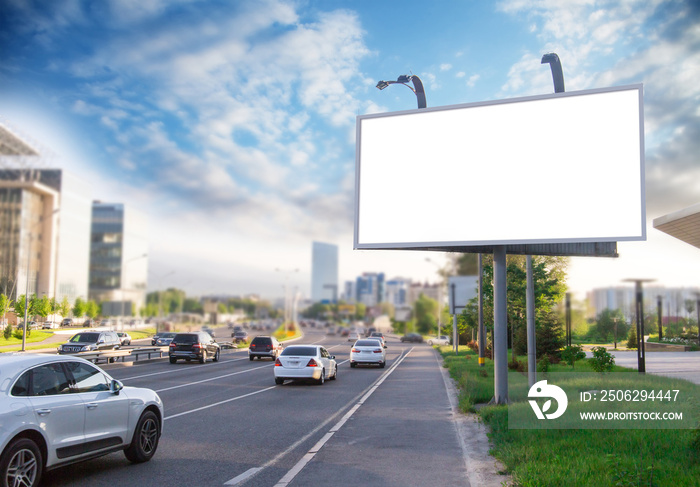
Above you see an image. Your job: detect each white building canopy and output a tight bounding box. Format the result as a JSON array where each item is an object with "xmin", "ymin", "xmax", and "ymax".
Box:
[{"xmin": 653, "ymin": 203, "xmax": 700, "ymax": 250}]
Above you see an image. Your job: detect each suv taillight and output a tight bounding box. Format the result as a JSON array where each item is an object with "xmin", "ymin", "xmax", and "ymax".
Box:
[
  {"xmin": 275, "ymin": 358, "xmax": 282, "ymax": 366},
  {"xmin": 306, "ymin": 358, "xmax": 318, "ymax": 367},
  {"xmin": 193, "ymin": 343, "xmax": 202, "ymax": 349}
]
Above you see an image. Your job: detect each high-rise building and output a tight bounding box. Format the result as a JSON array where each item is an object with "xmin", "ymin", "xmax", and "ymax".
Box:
[
  {"xmin": 356, "ymin": 272, "xmax": 385, "ymax": 307},
  {"xmin": 0, "ymin": 168, "xmax": 91, "ymax": 305},
  {"xmin": 385, "ymin": 277, "xmax": 410, "ymax": 307},
  {"xmin": 89, "ymin": 202, "xmax": 148, "ymax": 316},
  {"xmin": 311, "ymin": 241, "xmax": 338, "ymax": 303}
]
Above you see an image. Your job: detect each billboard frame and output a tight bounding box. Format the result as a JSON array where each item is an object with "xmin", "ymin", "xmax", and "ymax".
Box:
[{"xmin": 354, "ymin": 84, "xmax": 645, "ymax": 256}]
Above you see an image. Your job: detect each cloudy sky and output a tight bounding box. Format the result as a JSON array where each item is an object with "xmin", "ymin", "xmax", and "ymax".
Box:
[{"xmin": 1, "ymin": 0, "xmax": 699, "ymax": 300}]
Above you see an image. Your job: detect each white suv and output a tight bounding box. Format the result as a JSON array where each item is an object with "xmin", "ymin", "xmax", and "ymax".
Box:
[{"xmin": 0, "ymin": 354, "xmax": 164, "ymax": 486}]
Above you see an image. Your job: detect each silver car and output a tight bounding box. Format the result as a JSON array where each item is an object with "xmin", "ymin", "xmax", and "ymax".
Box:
[
  {"xmin": 0, "ymin": 354, "xmax": 164, "ymax": 487},
  {"xmin": 274, "ymin": 345, "xmax": 338, "ymax": 385}
]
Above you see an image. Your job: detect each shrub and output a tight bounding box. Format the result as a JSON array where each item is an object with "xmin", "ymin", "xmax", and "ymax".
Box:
[
  {"xmin": 537, "ymin": 354, "xmax": 551, "ymax": 373},
  {"xmin": 561, "ymin": 345, "xmax": 586, "ymax": 369},
  {"xmin": 589, "ymin": 346, "xmax": 615, "ymax": 373},
  {"xmin": 13, "ymin": 328, "xmax": 24, "ymax": 340},
  {"xmin": 627, "ymin": 325, "xmax": 638, "ymax": 349},
  {"xmin": 466, "ymin": 340, "xmax": 479, "ymax": 352},
  {"xmin": 508, "ymin": 359, "xmax": 525, "ymax": 372},
  {"xmin": 3, "ymin": 323, "xmax": 12, "ymax": 340}
]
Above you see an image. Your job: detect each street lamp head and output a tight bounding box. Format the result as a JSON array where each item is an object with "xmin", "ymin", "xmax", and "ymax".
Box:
[
  {"xmin": 396, "ymin": 74, "xmax": 412, "ymax": 84},
  {"xmin": 376, "ymin": 80, "xmax": 389, "ymax": 90},
  {"xmin": 541, "ymin": 52, "xmax": 560, "ymax": 65}
]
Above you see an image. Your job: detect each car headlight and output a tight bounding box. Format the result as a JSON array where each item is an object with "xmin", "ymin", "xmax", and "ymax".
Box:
[{"xmin": 81, "ymin": 345, "xmax": 96, "ymax": 351}]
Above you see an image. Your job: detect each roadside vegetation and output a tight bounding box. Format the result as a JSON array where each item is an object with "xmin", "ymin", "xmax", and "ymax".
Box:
[{"xmin": 439, "ymin": 346, "xmax": 700, "ymax": 486}]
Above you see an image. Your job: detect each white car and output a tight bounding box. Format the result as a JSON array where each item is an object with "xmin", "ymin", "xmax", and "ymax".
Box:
[
  {"xmin": 350, "ymin": 338, "xmax": 387, "ymax": 368},
  {"xmin": 274, "ymin": 345, "xmax": 338, "ymax": 385},
  {"xmin": 428, "ymin": 335, "xmax": 450, "ymax": 346},
  {"xmin": 347, "ymin": 332, "xmax": 361, "ymax": 342},
  {"xmin": 0, "ymin": 354, "xmax": 164, "ymax": 486}
]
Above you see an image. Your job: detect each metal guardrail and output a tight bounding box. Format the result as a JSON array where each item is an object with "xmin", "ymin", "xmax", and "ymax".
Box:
[{"xmin": 62, "ymin": 343, "xmax": 238, "ymax": 363}]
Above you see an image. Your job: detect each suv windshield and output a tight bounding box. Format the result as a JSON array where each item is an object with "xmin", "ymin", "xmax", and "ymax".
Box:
[
  {"xmin": 251, "ymin": 337, "xmax": 272, "ymax": 346},
  {"xmin": 70, "ymin": 333, "xmax": 99, "ymax": 343},
  {"xmin": 281, "ymin": 346, "xmax": 316, "ymax": 356}
]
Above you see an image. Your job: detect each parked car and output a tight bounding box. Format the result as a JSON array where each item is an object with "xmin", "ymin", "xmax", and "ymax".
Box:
[
  {"xmin": 369, "ymin": 332, "xmax": 388, "ymax": 348},
  {"xmin": 231, "ymin": 330, "xmax": 249, "ymax": 343},
  {"xmin": 42, "ymin": 321, "xmax": 59, "ymax": 330},
  {"xmin": 274, "ymin": 345, "xmax": 337, "ymax": 385},
  {"xmin": 350, "ymin": 339, "xmax": 387, "ymax": 368},
  {"xmin": 117, "ymin": 332, "xmax": 132, "ymax": 346},
  {"xmin": 168, "ymin": 332, "xmax": 220, "ymax": 364},
  {"xmin": 0, "ymin": 353, "xmax": 163, "ymax": 487},
  {"xmin": 154, "ymin": 332, "xmax": 178, "ymax": 347},
  {"xmin": 249, "ymin": 336, "xmax": 283, "ymax": 361},
  {"xmin": 428, "ymin": 335, "xmax": 450, "ymax": 346},
  {"xmin": 61, "ymin": 318, "xmax": 73, "ymax": 327},
  {"xmin": 400, "ymin": 333, "xmax": 424, "ymax": 343},
  {"xmin": 57, "ymin": 331, "xmax": 121, "ymax": 355},
  {"xmin": 83, "ymin": 319, "xmax": 94, "ymax": 326}
]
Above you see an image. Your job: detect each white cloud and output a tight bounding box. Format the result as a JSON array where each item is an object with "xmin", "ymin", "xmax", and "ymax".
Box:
[{"xmin": 440, "ymin": 63, "xmax": 452, "ymax": 71}]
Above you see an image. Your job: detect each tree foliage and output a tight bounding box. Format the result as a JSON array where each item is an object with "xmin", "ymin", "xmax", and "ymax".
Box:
[
  {"xmin": 73, "ymin": 297, "xmax": 87, "ymax": 319},
  {"xmin": 414, "ymin": 293, "xmax": 437, "ymax": 335}
]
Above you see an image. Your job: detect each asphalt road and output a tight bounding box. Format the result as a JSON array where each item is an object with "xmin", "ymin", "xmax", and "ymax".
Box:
[{"xmin": 39, "ymin": 328, "xmax": 472, "ymax": 487}]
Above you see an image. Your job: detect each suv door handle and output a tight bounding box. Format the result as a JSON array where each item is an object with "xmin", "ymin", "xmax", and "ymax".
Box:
[
  {"xmin": 86, "ymin": 403, "xmax": 98, "ymax": 410},
  {"xmin": 36, "ymin": 408, "xmax": 51, "ymax": 416}
]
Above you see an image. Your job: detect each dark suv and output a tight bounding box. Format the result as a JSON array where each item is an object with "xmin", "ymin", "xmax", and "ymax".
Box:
[
  {"xmin": 249, "ymin": 336, "xmax": 283, "ymax": 361},
  {"xmin": 169, "ymin": 332, "xmax": 220, "ymax": 364},
  {"xmin": 58, "ymin": 331, "xmax": 121, "ymax": 354}
]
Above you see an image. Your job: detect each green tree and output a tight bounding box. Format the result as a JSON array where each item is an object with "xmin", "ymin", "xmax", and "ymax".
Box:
[
  {"xmin": 626, "ymin": 325, "xmax": 638, "ymax": 349},
  {"xmin": 0, "ymin": 293, "xmax": 10, "ymax": 325},
  {"xmin": 3, "ymin": 323, "xmax": 12, "ymax": 340},
  {"xmin": 589, "ymin": 309, "xmax": 628, "ymax": 343},
  {"xmin": 183, "ymin": 298, "xmax": 203, "ymax": 314},
  {"xmin": 86, "ymin": 300, "xmax": 99, "ymax": 319},
  {"xmin": 589, "ymin": 346, "xmax": 615, "ymax": 373},
  {"xmin": 355, "ymin": 302, "xmax": 366, "ymax": 320},
  {"xmin": 59, "ymin": 296, "xmax": 71, "ymax": 318},
  {"xmin": 217, "ymin": 302, "xmax": 227, "ymax": 314},
  {"xmin": 414, "ymin": 293, "xmax": 437, "ymax": 335},
  {"xmin": 35, "ymin": 295, "xmax": 52, "ymax": 319},
  {"xmin": 14, "ymin": 295, "xmax": 27, "ymax": 321},
  {"xmin": 73, "ymin": 297, "xmax": 87, "ymax": 321}
]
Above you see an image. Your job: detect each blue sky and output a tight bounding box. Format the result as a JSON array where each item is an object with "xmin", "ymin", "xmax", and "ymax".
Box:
[{"xmin": 1, "ymin": 0, "xmax": 699, "ymax": 299}]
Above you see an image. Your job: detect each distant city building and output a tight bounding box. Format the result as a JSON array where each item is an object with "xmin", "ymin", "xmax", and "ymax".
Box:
[
  {"xmin": 343, "ymin": 280, "xmax": 356, "ymax": 303},
  {"xmin": 311, "ymin": 241, "xmax": 338, "ymax": 303},
  {"xmin": 385, "ymin": 277, "xmax": 411, "ymax": 307},
  {"xmin": 408, "ymin": 281, "xmax": 441, "ymax": 305},
  {"xmin": 356, "ymin": 272, "xmax": 385, "ymax": 307},
  {"xmin": 587, "ymin": 286, "xmax": 700, "ymax": 322},
  {"xmin": 0, "ymin": 167, "xmax": 91, "ymax": 305},
  {"xmin": 89, "ymin": 202, "xmax": 148, "ymax": 315}
]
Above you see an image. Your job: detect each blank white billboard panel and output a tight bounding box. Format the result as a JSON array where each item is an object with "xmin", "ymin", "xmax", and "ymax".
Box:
[{"xmin": 355, "ymin": 85, "xmax": 645, "ymax": 250}]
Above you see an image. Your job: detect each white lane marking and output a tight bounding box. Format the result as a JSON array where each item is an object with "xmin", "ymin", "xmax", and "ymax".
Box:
[
  {"xmin": 120, "ymin": 355, "xmax": 250, "ymax": 381},
  {"xmin": 164, "ymin": 386, "xmax": 276, "ymax": 420},
  {"xmin": 155, "ymin": 364, "xmax": 274, "ymax": 392},
  {"xmin": 222, "ymin": 348, "xmax": 411, "ymax": 486},
  {"xmin": 272, "ymin": 347, "xmax": 414, "ymax": 487},
  {"xmin": 224, "ymin": 468, "xmax": 263, "ymax": 486}
]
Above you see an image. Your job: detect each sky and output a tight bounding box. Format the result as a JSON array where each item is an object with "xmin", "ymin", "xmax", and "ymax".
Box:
[{"xmin": 1, "ymin": 0, "xmax": 699, "ymax": 301}]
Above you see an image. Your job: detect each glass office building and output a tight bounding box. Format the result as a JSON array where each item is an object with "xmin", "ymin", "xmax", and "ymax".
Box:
[
  {"xmin": 89, "ymin": 202, "xmax": 148, "ymax": 315},
  {"xmin": 311, "ymin": 241, "xmax": 338, "ymax": 303}
]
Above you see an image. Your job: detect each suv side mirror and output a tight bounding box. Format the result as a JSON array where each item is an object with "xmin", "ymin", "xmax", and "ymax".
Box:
[{"xmin": 110, "ymin": 379, "xmax": 124, "ymax": 395}]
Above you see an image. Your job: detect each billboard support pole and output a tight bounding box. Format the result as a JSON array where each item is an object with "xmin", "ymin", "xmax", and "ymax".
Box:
[
  {"xmin": 478, "ymin": 254, "xmax": 485, "ymax": 367},
  {"xmin": 451, "ymin": 283, "xmax": 458, "ymax": 355},
  {"xmin": 526, "ymin": 255, "xmax": 536, "ymax": 387},
  {"xmin": 493, "ymin": 246, "xmax": 508, "ymax": 404}
]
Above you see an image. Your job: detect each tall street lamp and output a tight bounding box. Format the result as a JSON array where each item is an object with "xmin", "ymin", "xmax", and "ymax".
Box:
[
  {"xmin": 276, "ymin": 268, "xmax": 299, "ymax": 332},
  {"xmin": 425, "ymin": 257, "xmax": 444, "ymax": 340},
  {"xmin": 376, "ymin": 74, "xmax": 427, "ymax": 109},
  {"xmin": 21, "ymin": 207, "xmax": 60, "ymax": 352},
  {"xmin": 121, "ymin": 253, "xmax": 148, "ymax": 331},
  {"xmin": 623, "ymin": 278, "xmax": 655, "ymax": 374}
]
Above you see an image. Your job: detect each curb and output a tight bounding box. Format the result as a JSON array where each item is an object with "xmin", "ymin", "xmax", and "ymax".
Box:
[{"xmin": 435, "ymin": 349, "xmax": 512, "ymax": 487}]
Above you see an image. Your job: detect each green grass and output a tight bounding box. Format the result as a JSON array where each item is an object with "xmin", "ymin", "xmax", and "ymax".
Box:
[
  {"xmin": 0, "ymin": 330, "xmax": 54, "ymax": 348},
  {"xmin": 439, "ymin": 347, "xmax": 700, "ymax": 487}
]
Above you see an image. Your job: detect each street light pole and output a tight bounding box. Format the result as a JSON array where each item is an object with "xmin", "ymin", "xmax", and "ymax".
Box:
[
  {"xmin": 376, "ymin": 74, "xmax": 427, "ymax": 109},
  {"xmin": 623, "ymin": 278, "xmax": 655, "ymax": 374},
  {"xmin": 276, "ymin": 268, "xmax": 299, "ymax": 333}
]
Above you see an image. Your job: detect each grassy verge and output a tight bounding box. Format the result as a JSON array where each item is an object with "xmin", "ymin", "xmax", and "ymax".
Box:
[
  {"xmin": 273, "ymin": 323, "xmax": 302, "ymax": 342},
  {"xmin": 0, "ymin": 330, "xmax": 54, "ymax": 348},
  {"xmin": 439, "ymin": 347, "xmax": 700, "ymax": 487}
]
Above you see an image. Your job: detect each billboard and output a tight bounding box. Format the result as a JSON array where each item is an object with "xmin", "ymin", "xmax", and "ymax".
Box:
[
  {"xmin": 448, "ymin": 276, "xmax": 478, "ymax": 315},
  {"xmin": 355, "ymin": 85, "xmax": 645, "ymax": 251}
]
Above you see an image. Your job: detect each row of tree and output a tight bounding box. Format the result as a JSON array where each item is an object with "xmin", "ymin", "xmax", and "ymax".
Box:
[{"xmin": 0, "ymin": 293, "xmax": 101, "ymax": 325}]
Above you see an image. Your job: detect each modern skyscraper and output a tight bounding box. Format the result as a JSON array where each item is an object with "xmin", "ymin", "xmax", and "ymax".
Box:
[
  {"xmin": 89, "ymin": 202, "xmax": 148, "ymax": 316},
  {"xmin": 0, "ymin": 168, "xmax": 91, "ymax": 305},
  {"xmin": 311, "ymin": 241, "xmax": 338, "ymax": 303}
]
